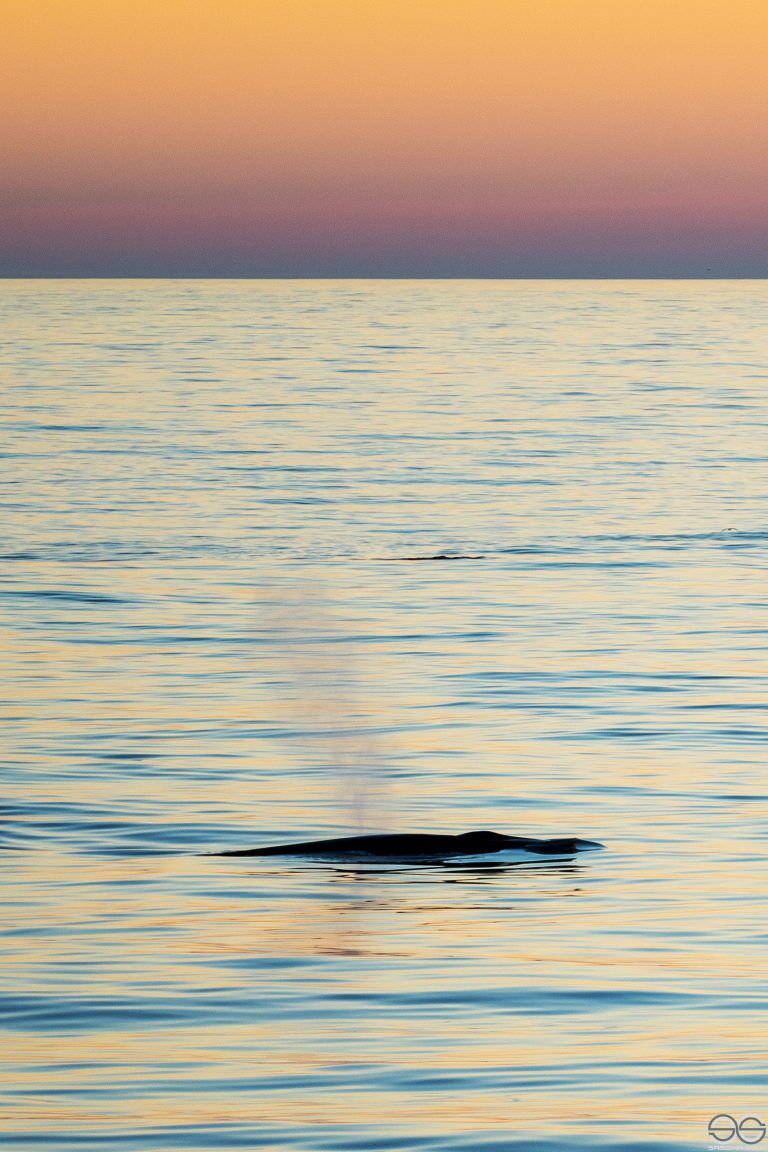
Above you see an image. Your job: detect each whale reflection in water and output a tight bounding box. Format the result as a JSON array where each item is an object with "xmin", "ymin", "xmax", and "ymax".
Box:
[{"xmin": 213, "ymin": 829, "xmax": 603, "ymax": 860}]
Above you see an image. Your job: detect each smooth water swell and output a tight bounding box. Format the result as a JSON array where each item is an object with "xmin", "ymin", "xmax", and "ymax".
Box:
[{"xmin": 2, "ymin": 280, "xmax": 768, "ymax": 1151}]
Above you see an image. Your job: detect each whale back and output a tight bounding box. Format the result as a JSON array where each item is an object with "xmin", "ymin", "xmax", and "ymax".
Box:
[
  {"xmin": 213, "ymin": 829, "xmax": 602, "ymax": 858},
  {"xmin": 458, "ymin": 830, "xmax": 517, "ymax": 850}
]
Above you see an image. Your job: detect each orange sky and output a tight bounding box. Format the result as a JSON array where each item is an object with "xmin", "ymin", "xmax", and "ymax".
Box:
[{"xmin": 2, "ymin": 0, "xmax": 768, "ymax": 274}]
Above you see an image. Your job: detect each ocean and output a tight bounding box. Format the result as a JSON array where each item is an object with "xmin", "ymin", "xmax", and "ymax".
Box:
[{"xmin": 2, "ymin": 278, "xmax": 768, "ymax": 1151}]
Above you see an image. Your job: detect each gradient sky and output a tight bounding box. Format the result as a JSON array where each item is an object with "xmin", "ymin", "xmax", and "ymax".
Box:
[{"xmin": 2, "ymin": 0, "xmax": 768, "ymax": 276}]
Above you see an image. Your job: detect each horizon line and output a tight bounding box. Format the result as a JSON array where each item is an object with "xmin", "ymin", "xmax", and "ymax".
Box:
[{"xmin": 3, "ymin": 273, "xmax": 768, "ymax": 282}]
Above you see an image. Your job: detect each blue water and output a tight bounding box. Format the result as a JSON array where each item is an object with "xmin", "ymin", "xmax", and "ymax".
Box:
[{"xmin": 2, "ymin": 279, "xmax": 768, "ymax": 1151}]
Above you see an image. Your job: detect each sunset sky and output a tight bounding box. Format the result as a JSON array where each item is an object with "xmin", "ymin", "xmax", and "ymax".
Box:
[{"xmin": 2, "ymin": 0, "xmax": 767, "ymax": 276}]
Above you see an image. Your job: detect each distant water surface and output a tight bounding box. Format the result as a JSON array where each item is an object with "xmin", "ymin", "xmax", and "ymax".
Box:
[{"xmin": 2, "ymin": 279, "xmax": 768, "ymax": 1151}]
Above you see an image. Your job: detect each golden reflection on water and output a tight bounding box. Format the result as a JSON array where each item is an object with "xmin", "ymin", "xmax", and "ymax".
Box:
[
  {"xmin": 4, "ymin": 280, "xmax": 768, "ymax": 1149},
  {"xmin": 6, "ymin": 849, "xmax": 765, "ymax": 1149}
]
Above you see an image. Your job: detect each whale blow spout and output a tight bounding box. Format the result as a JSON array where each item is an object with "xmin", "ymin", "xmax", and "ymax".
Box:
[{"xmin": 212, "ymin": 829, "xmax": 603, "ymax": 859}]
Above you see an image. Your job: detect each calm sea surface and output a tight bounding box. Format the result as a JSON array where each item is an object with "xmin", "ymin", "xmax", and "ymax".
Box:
[{"xmin": 2, "ymin": 279, "xmax": 768, "ymax": 1152}]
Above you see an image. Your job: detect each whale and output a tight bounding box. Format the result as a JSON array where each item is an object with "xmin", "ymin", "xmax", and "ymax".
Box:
[{"xmin": 213, "ymin": 830, "xmax": 602, "ymax": 859}]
